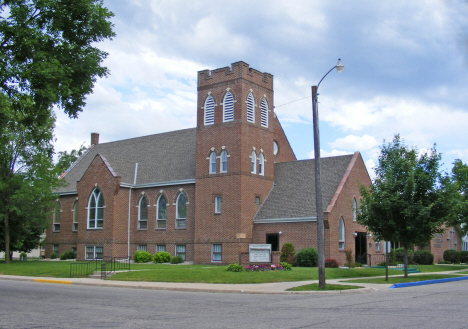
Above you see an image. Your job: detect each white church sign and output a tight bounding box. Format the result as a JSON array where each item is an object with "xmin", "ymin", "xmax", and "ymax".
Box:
[{"xmin": 249, "ymin": 244, "xmax": 271, "ymax": 263}]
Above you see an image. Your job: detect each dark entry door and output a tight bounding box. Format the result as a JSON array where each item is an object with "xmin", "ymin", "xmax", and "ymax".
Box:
[
  {"xmin": 355, "ymin": 232, "xmax": 367, "ymax": 264},
  {"xmin": 266, "ymin": 234, "xmax": 279, "ymax": 252}
]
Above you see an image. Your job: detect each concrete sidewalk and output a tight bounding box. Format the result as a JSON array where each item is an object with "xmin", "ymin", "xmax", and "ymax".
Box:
[{"xmin": 0, "ymin": 269, "xmax": 466, "ymax": 294}]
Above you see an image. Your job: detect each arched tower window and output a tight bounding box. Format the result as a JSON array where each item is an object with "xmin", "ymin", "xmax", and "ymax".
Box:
[
  {"xmin": 72, "ymin": 200, "xmax": 79, "ymax": 231},
  {"xmin": 176, "ymin": 192, "xmax": 187, "ymax": 229},
  {"xmin": 209, "ymin": 151, "xmax": 217, "ymax": 174},
  {"xmin": 261, "ymin": 98, "xmax": 268, "ymax": 127},
  {"xmin": 53, "ymin": 202, "xmax": 61, "ymax": 232},
  {"xmin": 220, "ymin": 150, "xmax": 228, "ymax": 173},
  {"xmin": 156, "ymin": 194, "xmax": 167, "ymax": 229},
  {"xmin": 88, "ymin": 188, "xmax": 104, "ymax": 229},
  {"xmin": 138, "ymin": 195, "xmax": 148, "ymax": 229},
  {"xmin": 259, "ymin": 153, "xmax": 265, "ymax": 176},
  {"xmin": 247, "ymin": 92, "xmax": 255, "ymax": 123},
  {"xmin": 204, "ymin": 95, "xmax": 215, "ymax": 125},
  {"xmin": 339, "ymin": 217, "xmax": 345, "ymax": 250},
  {"xmin": 353, "ymin": 198, "xmax": 357, "ymax": 221},
  {"xmin": 223, "ymin": 91, "xmax": 234, "ymax": 122},
  {"xmin": 251, "ymin": 151, "xmax": 257, "ymax": 174}
]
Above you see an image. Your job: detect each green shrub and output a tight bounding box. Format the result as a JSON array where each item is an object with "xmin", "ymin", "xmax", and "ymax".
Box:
[
  {"xmin": 280, "ymin": 243, "xmax": 295, "ymax": 265},
  {"xmin": 295, "ymin": 248, "xmax": 318, "ymax": 267},
  {"xmin": 438, "ymin": 260, "xmax": 451, "ymax": 264},
  {"xmin": 460, "ymin": 251, "xmax": 468, "ymax": 263},
  {"xmin": 394, "ymin": 248, "xmax": 413, "ymax": 263},
  {"xmin": 60, "ymin": 250, "xmax": 76, "ymax": 260},
  {"xmin": 153, "ymin": 251, "xmax": 171, "ymax": 263},
  {"xmin": 50, "ymin": 252, "xmax": 58, "ymax": 259},
  {"xmin": 444, "ymin": 249, "xmax": 460, "ymax": 264},
  {"xmin": 170, "ymin": 255, "xmax": 184, "ymax": 264},
  {"xmin": 325, "ymin": 258, "xmax": 339, "ymax": 268},
  {"xmin": 354, "ymin": 262, "xmax": 362, "ymax": 268},
  {"xmin": 225, "ymin": 263, "xmax": 245, "ymax": 272},
  {"xmin": 413, "ymin": 250, "xmax": 433, "ymax": 265},
  {"xmin": 133, "ymin": 251, "xmax": 152, "ymax": 263},
  {"xmin": 280, "ymin": 261, "xmax": 292, "ymax": 270}
]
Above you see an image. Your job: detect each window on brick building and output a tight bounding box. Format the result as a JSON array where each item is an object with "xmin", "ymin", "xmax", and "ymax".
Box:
[
  {"xmin": 156, "ymin": 194, "xmax": 167, "ymax": 229},
  {"xmin": 204, "ymin": 95, "xmax": 215, "ymax": 125},
  {"xmin": 352, "ymin": 198, "xmax": 357, "ymax": 221},
  {"xmin": 339, "ymin": 217, "xmax": 345, "ymax": 250},
  {"xmin": 156, "ymin": 245, "xmax": 166, "ymax": 252},
  {"xmin": 138, "ymin": 195, "xmax": 148, "ymax": 229},
  {"xmin": 223, "ymin": 91, "xmax": 234, "ymax": 122},
  {"xmin": 212, "ymin": 244, "xmax": 222, "ymax": 262},
  {"xmin": 176, "ymin": 192, "xmax": 187, "ymax": 229},
  {"xmin": 261, "ymin": 98, "xmax": 268, "ymax": 128},
  {"xmin": 375, "ymin": 241, "xmax": 381, "ymax": 251},
  {"xmin": 259, "ymin": 153, "xmax": 265, "ymax": 176},
  {"xmin": 220, "ymin": 150, "xmax": 227, "ymax": 173},
  {"xmin": 72, "ymin": 200, "xmax": 78, "ymax": 231},
  {"xmin": 255, "ymin": 196, "xmax": 261, "ymax": 207},
  {"xmin": 88, "ymin": 188, "xmax": 104, "ymax": 229},
  {"xmin": 137, "ymin": 245, "xmax": 147, "ymax": 252},
  {"xmin": 86, "ymin": 245, "xmax": 103, "ymax": 260},
  {"xmin": 247, "ymin": 92, "xmax": 255, "ymax": 123},
  {"xmin": 53, "ymin": 202, "xmax": 61, "ymax": 232},
  {"xmin": 215, "ymin": 196, "xmax": 222, "ymax": 214},
  {"xmin": 53, "ymin": 244, "xmax": 59, "ymax": 253},
  {"xmin": 72, "ymin": 247, "xmax": 77, "ymax": 257},
  {"xmin": 209, "ymin": 151, "xmax": 217, "ymax": 174},
  {"xmin": 273, "ymin": 141, "xmax": 278, "ymax": 156},
  {"xmin": 251, "ymin": 151, "xmax": 257, "ymax": 174},
  {"xmin": 176, "ymin": 245, "xmax": 186, "ymax": 261}
]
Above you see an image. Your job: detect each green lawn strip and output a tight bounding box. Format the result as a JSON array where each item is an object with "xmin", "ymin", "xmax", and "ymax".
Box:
[
  {"xmin": 286, "ymin": 283, "xmax": 363, "ymax": 291},
  {"xmin": 418, "ymin": 265, "xmax": 468, "ymax": 273},
  {"xmin": 343, "ymin": 274, "xmax": 463, "ymax": 284},
  {"xmin": 0, "ymin": 260, "xmax": 72, "ymax": 278}
]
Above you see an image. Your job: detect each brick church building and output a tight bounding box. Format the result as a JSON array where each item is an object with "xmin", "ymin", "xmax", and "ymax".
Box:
[{"xmin": 45, "ymin": 62, "xmax": 461, "ymax": 265}]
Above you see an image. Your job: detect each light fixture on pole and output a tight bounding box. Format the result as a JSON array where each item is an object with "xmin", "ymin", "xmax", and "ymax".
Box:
[{"xmin": 312, "ymin": 58, "xmax": 344, "ymax": 288}]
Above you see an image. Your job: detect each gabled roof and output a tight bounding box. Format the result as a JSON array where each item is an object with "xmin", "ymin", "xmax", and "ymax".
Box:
[
  {"xmin": 57, "ymin": 128, "xmax": 196, "ymax": 194},
  {"xmin": 254, "ymin": 154, "xmax": 355, "ymax": 222}
]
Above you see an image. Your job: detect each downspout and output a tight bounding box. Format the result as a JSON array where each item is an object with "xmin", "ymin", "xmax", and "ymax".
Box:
[{"xmin": 128, "ymin": 163, "xmax": 138, "ymax": 259}]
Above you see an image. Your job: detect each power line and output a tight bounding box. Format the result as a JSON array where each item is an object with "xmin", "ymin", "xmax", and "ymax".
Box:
[{"xmin": 274, "ymin": 95, "xmax": 311, "ymax": 109}]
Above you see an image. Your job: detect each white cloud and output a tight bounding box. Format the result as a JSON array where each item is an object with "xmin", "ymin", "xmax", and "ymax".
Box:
[
  {"xmin": 330, "ymin": 135, "xmax": 379, "ymax": 151},
  {"xmin": 308, "ymin": 149, "xmax": 351, "ymax": 159}
]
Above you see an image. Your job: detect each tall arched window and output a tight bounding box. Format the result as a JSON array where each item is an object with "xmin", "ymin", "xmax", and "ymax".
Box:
[
  {"xmin": 53, "ymin": 202, "xmax": 61, "ymax": 232},
  {"xmin": 176, "ymin": 192, "xmax": 187, "ymax": 229},
  {"xmin": 260, "ymin": 98, "xmax": 268, "ymax": 127},
  {"xmin": 72, "ymin": 200, "xmax": 79, "ymax": 231},
  {"xmin": 209, "ymin": 151, "xmax": 217, "ymax": 174},
  {"xmin": 339, "ymin": 217, "xmax": 345, "ymax": 249},
  {"xmin": 259, "ymin": 153, "xmax": 265, "ymax": 176},
  {"xmin": 88, "ymin": 188, "xmax": 104, "ymax": 229},
  {"xmin": 156, "ymin": 194, "xmax": 167, "ymax": 229},
  {"xmin": 220, "ymin": 150, "xmax": 227, "ymax": 173},
  {"xmin": 223, "ymin": 91, "xmax": 234, "ymax": 122},
  {"xmin": 246, "ymin": 92, "xmax": 255, "ymax": 123},
  {"xmin": 138, "ymin": 196, "xmax": 148, "ymax": 229},
  {"xmin": 251, "ymin": 151, "xmax": 257, "ymax": 174},
  {"xmin": 352, "ymin": 198, "xmax": 357, "ymax": 221},
  {"xmin": 204, "ymin": 95, "xmax": 215, "ymax": 125}
]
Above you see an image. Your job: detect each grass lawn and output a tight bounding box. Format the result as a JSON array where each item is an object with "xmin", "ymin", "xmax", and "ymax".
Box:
[
  {"xmin": 344, "ymin": 274, "xmax": 464, "ymax": 284},
  {"xmin": 0, "ymin": 260, "xmax": 466, "ymax": 284},
  {"xmin": 286, "ymin": 283, "xmax": 363, "ymax": 291}
]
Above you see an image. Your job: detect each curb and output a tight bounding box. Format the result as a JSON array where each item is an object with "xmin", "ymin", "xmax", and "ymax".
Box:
[
  {"xmin": 33, "ymin": 279, "xmax": 72, "ymax": 285},
  {"xmin": 390, "ymin": 276, "xmax": 468, "ymax": 289}
]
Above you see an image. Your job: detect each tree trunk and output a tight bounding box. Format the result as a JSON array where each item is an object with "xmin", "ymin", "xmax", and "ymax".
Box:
[
  {"xmin": 4, "ymin": 212, "xmax": 10, "ymax": 264},
  {"xmin": 403, "ymin": 246, "xmax": 408, "ymax": 278}
]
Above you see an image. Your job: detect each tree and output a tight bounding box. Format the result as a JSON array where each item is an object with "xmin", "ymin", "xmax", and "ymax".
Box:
[
  {"xmin": 0, "ymin": 97, "xmax": 61, "ymax": 262},
  {"xmin": 0, "ymin": 0, "xmax": 114, "ymax": 262},
  {"xmin": 55, "ymin": 144, "xmax": 87, "ymax": 176},
  {"xmin": 446, "ymin": 159, "xmax": 468, "ymax": 235},
  {"xmin": 357, "ymin": 135, "xmax": 449, "ymax": 277}
]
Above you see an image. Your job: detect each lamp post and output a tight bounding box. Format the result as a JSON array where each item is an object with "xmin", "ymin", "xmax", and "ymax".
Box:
[{"xmin": 312, "ymin": 59, "xmax": 344, "ymax": 288}]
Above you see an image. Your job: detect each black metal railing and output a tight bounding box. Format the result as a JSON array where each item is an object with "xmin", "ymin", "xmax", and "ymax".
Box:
[
  {"xmin": 101, "ymin": 257, "xmax": 130, "ymax": 280},
  {"xmin": 368, "ymin": 253, "xmax": 420, "ymax": 271},
  {"xmin": 70, "ymin": 257, "xmax": 111, "ymax": 278}
]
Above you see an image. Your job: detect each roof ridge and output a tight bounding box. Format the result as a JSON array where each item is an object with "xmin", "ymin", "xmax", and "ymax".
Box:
[{"xmin": 325, "ymin": 152, "xmax": 359, "ymax": 214}]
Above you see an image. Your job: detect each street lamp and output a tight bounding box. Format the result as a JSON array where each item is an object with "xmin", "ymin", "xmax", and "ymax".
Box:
[{"xmin": 312, "ymin": 58, "xmax": 344, "ymax": 288}]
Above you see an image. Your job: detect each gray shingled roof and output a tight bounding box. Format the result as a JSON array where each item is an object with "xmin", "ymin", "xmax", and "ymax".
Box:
[
  {"xmin": 254, "ymin": 154, "xmax": 354, "ymax": 221},
  {"xmin": 57, "ymin": 128, "xmax": 196, "ymax": 194}
]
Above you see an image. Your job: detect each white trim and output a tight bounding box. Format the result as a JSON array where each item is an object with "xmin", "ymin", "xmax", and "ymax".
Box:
[{"xmin": 254, "ymin": 217, "xmax": 317, "ymax": 223}]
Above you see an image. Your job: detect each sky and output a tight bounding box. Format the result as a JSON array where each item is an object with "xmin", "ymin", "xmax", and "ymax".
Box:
[{"xmin": 53, "ymin": 0, "xmax": 468, "ymax": 178}]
